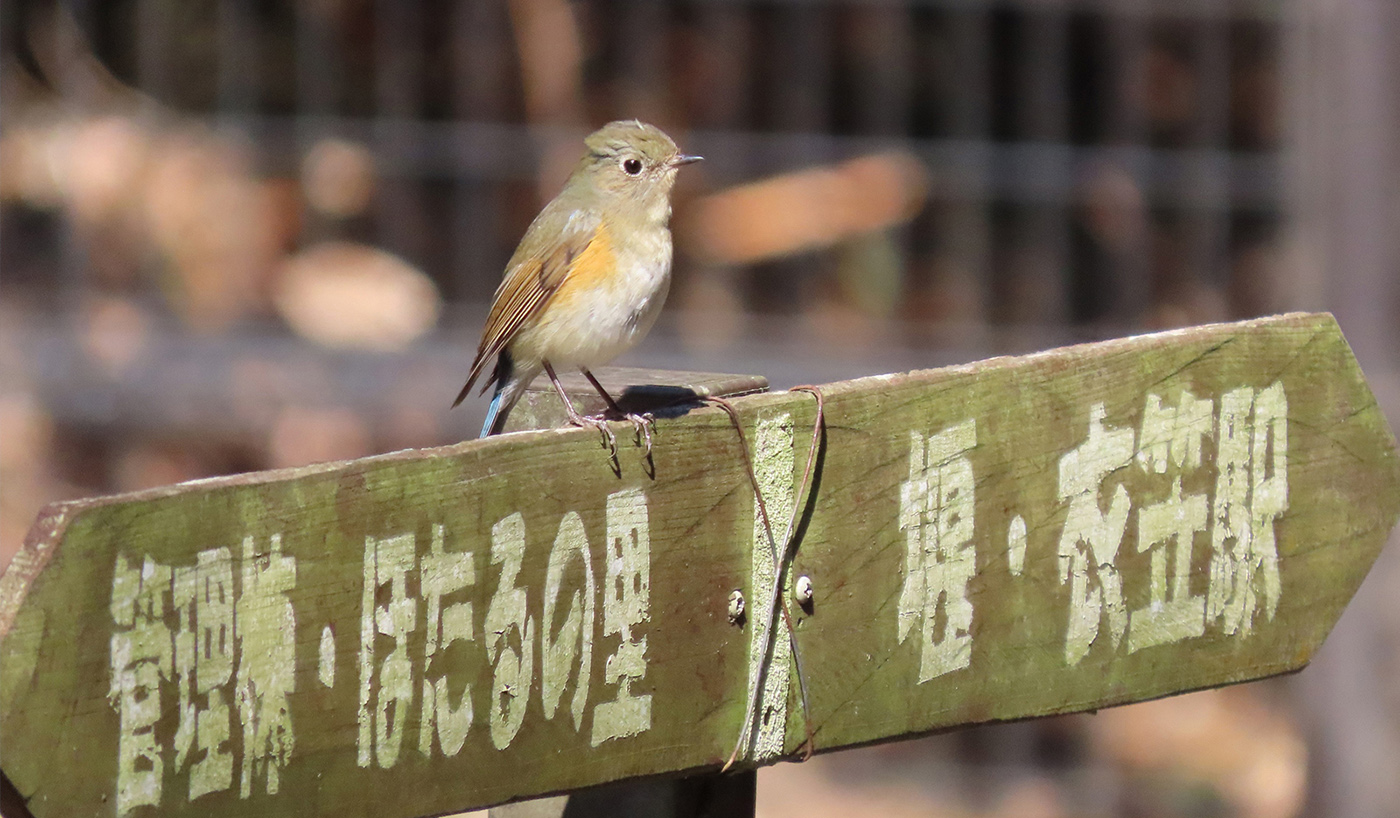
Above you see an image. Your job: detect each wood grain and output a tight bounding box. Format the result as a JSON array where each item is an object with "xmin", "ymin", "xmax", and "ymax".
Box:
[{"xmin": 1, "ymin": 313, "xmax": 1396, "ymax": 818}]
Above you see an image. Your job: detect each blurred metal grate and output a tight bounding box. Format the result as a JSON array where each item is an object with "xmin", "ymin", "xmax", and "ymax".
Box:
[{"xmin": 22, "ymin": 0, "xmax": 1289, "ymax": 330}]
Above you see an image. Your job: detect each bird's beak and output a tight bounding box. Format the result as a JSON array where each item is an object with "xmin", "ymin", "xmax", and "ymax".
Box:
[{"xmin": 672, "ymin": 154, "xmax": 704, "ymax": 167}]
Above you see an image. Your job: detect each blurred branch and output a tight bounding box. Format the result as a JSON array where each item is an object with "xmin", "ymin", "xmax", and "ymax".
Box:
[{"xmin": 683, "ymin": 152, "xmax": 929, "ymax": 265}]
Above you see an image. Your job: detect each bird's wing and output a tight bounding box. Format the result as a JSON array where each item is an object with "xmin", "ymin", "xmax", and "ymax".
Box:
[{"xmin": 453, "ymin": 208, "xmax": 602, "ymax": 407}]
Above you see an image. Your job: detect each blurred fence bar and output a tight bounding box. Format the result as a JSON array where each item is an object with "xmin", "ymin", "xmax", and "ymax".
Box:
[
  {"xmin": 216, "ymin": 0, "xmax": 257, "ymax": 120},
  {"xmin": 938, "ymin": 6, "xmax": 991, "ymax": 324},
  {"xmin": 1005, "ymin": 7, "xmax": 1068, "ymax": 324},
  {"xmin": 1098, "ymin": 1, "xmax": 1150, "ymax": 321},
  {"xmin": 374, "ymin": 0, "xmax": 429, "ymax": 267}
]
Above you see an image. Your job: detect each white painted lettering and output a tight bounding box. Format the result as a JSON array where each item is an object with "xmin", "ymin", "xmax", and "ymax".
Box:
[
  {"xmin": 1057, "ymin": 404, "xmax": 1133, "ymax": 665},
  {"xmin": 108, "ymin": 555, "xmax": 173, "ymax": 817},
  {"xmin": 897, "ymin": 418, "xmax": 977, "ymax": 682},
  {"xmin": 171, "ymin": 548, "xmax": 235, "ymax": 800},
  {"xmin": 235, "ymin": 535, "xmax": 297, "ymax": 796},
  {"xmin": 1007, "ymin": 514, "xmax": 1027, "ymax": 577},
  {"xmin": 356, "ymin": 532, "xmax": 415, "ymax": 768},
  {"xmin": 591, "ymin": 488, "xmax": 653, "ymax": 746},
  {"xmin": 1128, "ymin": 478, "xmax": 1207, "ymax": 652},
  {"xmin": 486, "ymin": 514, "xmax": 533, "ymax": 750},
  {"xmin": 1208, "ymin": 383, "xmax": 1287, "ymax": 635},
  {"xmin": 419, "ymin": 524, "xmax": 476, "ymax": 757},
  {"xmin": 318, "ymin": 625, "xmax": 336, "ymax": 688},
  {"xmin": 1137, "ymin": 390, "xmax": 1213, "ymax": 474},
  {"xmin": 541, "ymin": 512, "xmax": 595, "ymax": 732}
]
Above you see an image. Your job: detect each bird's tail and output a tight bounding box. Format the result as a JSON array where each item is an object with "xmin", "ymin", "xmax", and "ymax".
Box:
[
  {"xmin": 480, "ymin": 389, "xmax": 509, "ymax": 438},
  {"xmin": 479, "ymin": 353, "xmax": 535, "ymax": 438}
]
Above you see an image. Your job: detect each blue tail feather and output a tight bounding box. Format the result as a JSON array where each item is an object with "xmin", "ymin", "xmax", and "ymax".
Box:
[
  {"xmin": 480, "ymin": 387, "xmax": 507, "ymax": 438},
  {"xmin": 478, "ymin": 351, "xmax": 516, "ymax": 438}
]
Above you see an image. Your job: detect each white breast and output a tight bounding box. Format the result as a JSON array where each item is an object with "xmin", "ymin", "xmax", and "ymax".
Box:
[{"xmin": 512, "ymin": 226, "xmax": 673, "ymax": 369}]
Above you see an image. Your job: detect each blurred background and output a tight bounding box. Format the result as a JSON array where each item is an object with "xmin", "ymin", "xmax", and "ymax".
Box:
[{"xmin": 2, "ymin": 0, "xmax": 1398, "ymax": 816}]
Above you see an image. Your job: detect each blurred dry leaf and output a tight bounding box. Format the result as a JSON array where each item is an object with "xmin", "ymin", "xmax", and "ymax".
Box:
[
  {"xmin": 145, "ymin": 130, "xmax": 280, "ymax": 330},
  {"xmin": 2, "ymin": 109, "xmax": 282, "ymax": 328},
  {"xmin": 0, "ymin": 393, "xmax": 63, "ymax": 572},
  {"xmin": 684, "ymin": 152, "xmax": 928, "ymax": 265},
  {"xmin": 83, "ymin": 296, "xmax": 151, "ymax": 377},
  {"xmin": 112, "ymin": 444, "xmax": 205, "ymax": 492},
  {"xmin": 268, "ymin": 405, "xmax": 372, "ymax": 468},
  {"xmin": 508, "ymin": 0, "xmax": 587, "ymax": 198},
  {"xmin": 1082, "ymin": 162, "xmax": 1146, "ymax": 253},
  {"xmin": 0, "ymin": 122, "xmax": 67, "ymax": 207},
  {"xmin": 302, "ymin": 138, "xmax": 376, "ymax": 218},
  {"xmin": 274, "ymin": 241, "xmax": 441, "ymax": 350},
  {"xmin": 0, "ymin": 395, "xmax": 55, "ymax": 476},
  {"xmin": 757, "ymin": 748, "xmax": 971, "ymax": 818},
  {"xmin": 803, "ymin": 292, "xmax": 882, "ymax": 348},
  {"xmin": 990, "ymin": 777, "xmax": 1066, "ymax": 818},
  {"xmin": 382, "ymin": 406, "xmax": 442, "ymax": 452},
  {"xmin": 65, "ymin": 116, "xmax": 151, "ymax": 227},
  {"xmin": 509, "ymin": 0, "xmax": 583, "ymax": 124}
]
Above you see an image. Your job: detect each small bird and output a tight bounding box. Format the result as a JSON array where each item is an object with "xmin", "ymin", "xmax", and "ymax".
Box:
[{"xmin": 453, "ymin": 120, "xmax": 701, "ymax": 440}]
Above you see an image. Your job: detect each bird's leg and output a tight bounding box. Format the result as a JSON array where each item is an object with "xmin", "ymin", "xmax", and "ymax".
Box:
[
  {"xmin": 581, "ymin": 368, "xmax": 654, "ymax": 457},
  {"xmin": 544, "ymin": 362, "xmax": 618, "ymax": 463},
  {"xmin": 579, "ymin": 368, "xmax": 624, "ymax": 415}
]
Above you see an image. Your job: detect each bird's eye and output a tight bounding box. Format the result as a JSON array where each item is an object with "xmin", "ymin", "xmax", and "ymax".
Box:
[{"xmin": 622, "ymin": 158, "xmax": 643, "ymax": 176}]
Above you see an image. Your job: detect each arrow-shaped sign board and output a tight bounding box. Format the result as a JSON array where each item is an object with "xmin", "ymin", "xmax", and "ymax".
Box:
[{"xmin": 2, "ymin": 312, "xmax": 1398, "ymax": 818}]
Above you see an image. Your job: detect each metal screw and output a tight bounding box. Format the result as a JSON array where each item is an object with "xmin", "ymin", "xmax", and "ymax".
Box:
[
  {"xmin": 795, "ymin": 575, "xmax": 814, "ymax": 607},
  {"xmin": 727, "ymin": 589, "xmax": 746, "ymax": 625}
]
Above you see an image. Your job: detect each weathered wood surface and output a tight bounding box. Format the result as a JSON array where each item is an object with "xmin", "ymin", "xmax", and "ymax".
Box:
[{"xmin": 2, "ymin": 312, "xmax": 1398, "ymax": 818}]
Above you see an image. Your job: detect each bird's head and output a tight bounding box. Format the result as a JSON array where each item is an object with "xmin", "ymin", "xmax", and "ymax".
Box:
[{"xmin": 575, "ymin": 120, "xmax": 702, "ymax": 223}]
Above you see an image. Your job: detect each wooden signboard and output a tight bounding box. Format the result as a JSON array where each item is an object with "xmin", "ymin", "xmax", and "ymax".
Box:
[{"xmin": 2, "ymin": 312, "xmax": 1397, "ymax": 818}]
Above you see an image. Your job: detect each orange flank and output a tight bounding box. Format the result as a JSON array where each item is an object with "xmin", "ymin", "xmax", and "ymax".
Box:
[
  {"xmin": 456, "ymin": 221, "xmax": 618, "ymax": 403},
  {"xmin": 552, "ymin": 223, "xmax": 618, "ymax": 304}
]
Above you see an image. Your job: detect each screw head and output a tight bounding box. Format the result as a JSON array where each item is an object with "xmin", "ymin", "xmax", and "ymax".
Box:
[
  {"xmin": 795, "ymin": 575, "xmax": 814, "ymax": 608},
  {"xmin": 727, "ymin": 589, "xmax": 746, "ymax": 625},
  {"xmin": 795, "ymin": 574, "xmax": 817, "ymax": 613}
]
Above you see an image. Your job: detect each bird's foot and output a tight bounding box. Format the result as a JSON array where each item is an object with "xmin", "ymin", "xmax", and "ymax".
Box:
[
  {"xmin": 565, "ymin": 412, "xmax": 621, "ymax": 473},
  {"xmin": 623, "ymin": 412, "xmax": 656, "ymax": 459},
  {"xmin": 563, "ymin": 408, "xmax": 655, "ymax": 475},
  {"xmin": 570, "ymin": 413, "xmax": 617, "ymax": 457}
]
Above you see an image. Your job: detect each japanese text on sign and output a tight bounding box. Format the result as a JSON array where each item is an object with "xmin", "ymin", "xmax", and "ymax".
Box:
[
  {"xmin": 108, "ymin": 536, "xmax": 297, "ymax": 817},
  {"xmin": 1058, "ymin": 383, "xmax": 1288, "ymax": 664}
]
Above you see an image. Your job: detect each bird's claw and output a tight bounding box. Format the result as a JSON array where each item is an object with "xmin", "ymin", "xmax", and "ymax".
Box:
[
  {"xmin": 568, "ymin": 413, "xmax": 619, "ymax": 462},
  {"xmin": 624, "ymin": 412, "xmax": 655, "ymax": 458},
  {"xmin": 568, "ymin": 411, "xmax": 654, "ymax": 474}
]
